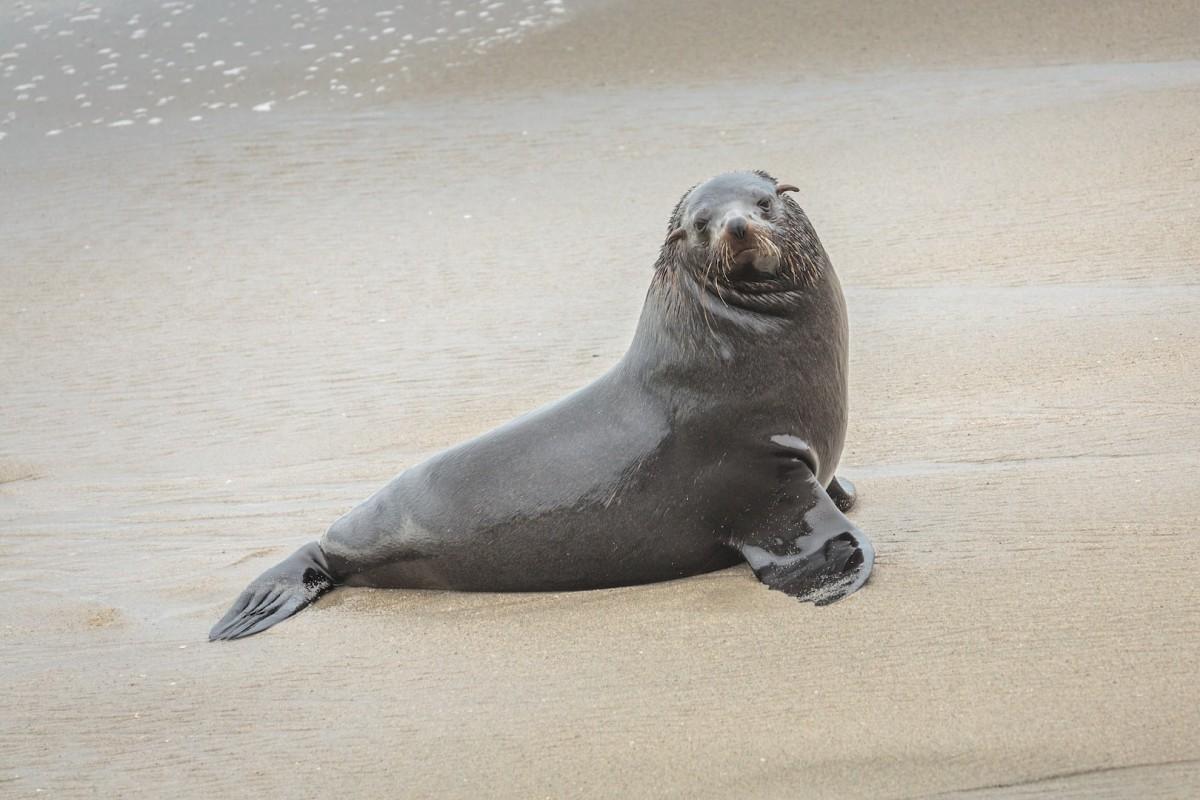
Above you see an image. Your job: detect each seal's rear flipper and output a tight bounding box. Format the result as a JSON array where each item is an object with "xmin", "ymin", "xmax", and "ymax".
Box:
[
  {"xmin": 209, "ymin": 541, "xmax": 336, "ymax": 641},
  {"xmin": 734, "ymin": 440, "xmax": 874, "ymax": 605}
]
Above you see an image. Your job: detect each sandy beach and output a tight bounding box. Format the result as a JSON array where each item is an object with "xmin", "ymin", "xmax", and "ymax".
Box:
[{"xmin": 2, "ymin": 0, "xmax": 1199, "ymax": 797}]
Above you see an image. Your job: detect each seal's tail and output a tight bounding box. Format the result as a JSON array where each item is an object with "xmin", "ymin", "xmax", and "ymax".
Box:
[{"xmin": 209, "ymin": 541, "xmax": 336, "ymax": 641}]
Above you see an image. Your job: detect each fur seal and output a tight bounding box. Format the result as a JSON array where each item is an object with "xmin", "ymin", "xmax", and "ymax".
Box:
[{"xmin": 210, "ymin": 169, "xmax": 873, "ymax": 641}]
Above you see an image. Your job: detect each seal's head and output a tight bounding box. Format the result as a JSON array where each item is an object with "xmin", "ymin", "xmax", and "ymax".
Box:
[{"xmin": 657, "ymin": 170, "xmax": 828, "ymax": 299}]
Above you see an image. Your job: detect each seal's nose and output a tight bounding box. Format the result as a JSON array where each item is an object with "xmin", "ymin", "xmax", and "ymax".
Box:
[{"xmin": 727, "ymin": 216, "xmax": 748, "ymax": 240}]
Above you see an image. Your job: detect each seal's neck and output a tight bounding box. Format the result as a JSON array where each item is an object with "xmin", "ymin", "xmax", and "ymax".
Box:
[
  {"xmin": 652, "ymin": 262, "xmax": 816, "ymax": 329},
  {"xmin": 620, "ymin": 266, "xmax": 823, "ymax": 385}
]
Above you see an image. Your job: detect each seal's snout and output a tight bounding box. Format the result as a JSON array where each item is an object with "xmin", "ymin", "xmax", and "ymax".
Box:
[
  {"xmin": 722, "ymin": 216, "xmax": 758, "ymax": 255},
  {"xmin": 714, "ymin": 211, "xmax": 782, "ymax": 275},
  {"xmin": 727, "ymin": 216, "xmax": 749, "ymax": 241},
  {"xmin": 722, "ymin": 215, "xmax": 764, "ymax": 267}
]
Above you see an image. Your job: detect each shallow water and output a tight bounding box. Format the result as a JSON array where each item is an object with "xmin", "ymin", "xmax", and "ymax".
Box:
[{"xmin": 1, "ymin": 0, "xmax": 572, "ymax": 145}]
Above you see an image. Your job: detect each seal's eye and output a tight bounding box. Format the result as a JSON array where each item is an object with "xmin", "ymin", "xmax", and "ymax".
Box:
[
  {"xmin": 694, "ymin": 218, "xmax": 708, "ymax": 232},
  {"xmin": 757, "ymin": 198, "xmax": 772, "ymax": 212}
]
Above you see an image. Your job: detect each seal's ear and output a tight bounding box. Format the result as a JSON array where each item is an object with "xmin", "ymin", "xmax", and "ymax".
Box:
[
  {"xmin": 666, "ymin": 227, "xmax": 686, "ymax": 244},
  {"xmin": 775, "ymin": 184, "xmax": 800, "ymax": 195}
]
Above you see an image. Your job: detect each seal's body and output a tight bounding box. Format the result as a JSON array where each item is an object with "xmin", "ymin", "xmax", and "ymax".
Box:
[{"xmin": 210, "ymin": 171, "xmax": 873, "ymax": 640}]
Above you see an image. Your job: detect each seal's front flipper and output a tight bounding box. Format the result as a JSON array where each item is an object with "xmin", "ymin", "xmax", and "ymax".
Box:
[
  {"xmin": 209, "ymin": 541, "xmax": 336, "ymax": 641},
  {"xmin": 734, "ymin": 441, "xmax": 874, "ymax": 605}
]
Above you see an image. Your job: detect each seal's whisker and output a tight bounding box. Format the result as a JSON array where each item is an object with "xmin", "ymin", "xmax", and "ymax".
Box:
[
  {"xmin": 697, "ymin": 250, "xmax": 719, "ymax": 338},
  {"xmin": 758, "ymin": 232, "xmax": 782, "ymax": 264},
  {"xmin": 700, "ymin": 239, "xmax": 724, "ymax": 309},
  {"xmin": 711, "ymin": 240, "xmax": 731, "ymax": 307}
]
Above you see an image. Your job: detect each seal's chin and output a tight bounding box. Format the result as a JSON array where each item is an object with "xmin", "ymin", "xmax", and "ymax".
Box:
[
  {"xmin": 732, "ymin": 248, "xmax": 759, "ymax": 267},
  {"xmin": 728, "ymin": 264, "xmax": 775, "ymax": 283},
  {"xmin": 728, "ymin": 250, "xmax": 781, "ymax": 282}
]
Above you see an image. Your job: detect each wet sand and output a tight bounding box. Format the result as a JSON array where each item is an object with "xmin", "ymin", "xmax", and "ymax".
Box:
[{"xmin": 2, "ymin": 1, "xmax": 1199, "ymax": 797}]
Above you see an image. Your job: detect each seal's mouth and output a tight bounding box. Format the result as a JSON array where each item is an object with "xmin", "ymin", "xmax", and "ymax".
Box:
[
  {"xmin": 732, "ymin": 247, "xmax": 758, "ymax": 266},
  {"xmin": 724, "ymin": 240, "xmax": 781, "ymax": 281}
]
